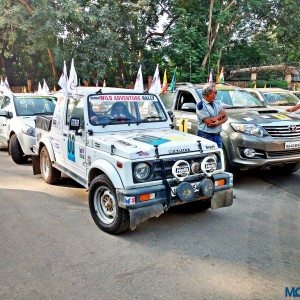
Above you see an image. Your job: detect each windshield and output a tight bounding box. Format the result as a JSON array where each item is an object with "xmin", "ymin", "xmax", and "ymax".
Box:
[
  {"xmin": 196, "ymin": 89, "xmax": 264, "ymax": 108},
  {"xmin": 14, "ymin": 96, "xmax": 56, "ymax": 116},
  {"xmin": 262, "ymin": 92, "xmax": 299, "ymax": 106},
  {"xmin": 88, "ymin": 94, "xmax": 167, "ymax": 126}
]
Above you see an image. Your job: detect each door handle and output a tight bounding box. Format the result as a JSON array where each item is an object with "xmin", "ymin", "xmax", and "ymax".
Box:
[{"xmin": 63, "ymin": 133, "xmax": 68, "ymax": 137}]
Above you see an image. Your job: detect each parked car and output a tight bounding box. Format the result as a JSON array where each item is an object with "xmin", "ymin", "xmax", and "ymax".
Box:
[
  {"xmin": 291, "ymin": 90, "xmax": 300, "ymax": 100},
  {"xmin": 0, "ymin": 92, "xmax": 57, "ymax": 164},
  {"xmin": 246, "ymin": 88, "xmax": 300, "ymax": 112},
  {"xmin": 168, "ymin": 83, "xmax": 300, "ymax": 174},
  {"xmin": 32, "ymin": 87, "xmax": 233, "ymax": 234}
]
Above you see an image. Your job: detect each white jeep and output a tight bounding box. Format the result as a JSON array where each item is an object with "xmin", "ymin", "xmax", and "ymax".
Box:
[
  {"xmin": 0, "ymin": 92, "xmax": 57, "ymax": 164},
  {"xmin": 32, "ymin": 87, "xmax": 233, "ymax": 234}
]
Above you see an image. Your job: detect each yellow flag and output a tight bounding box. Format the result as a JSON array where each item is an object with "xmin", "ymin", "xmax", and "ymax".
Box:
[{"xmin": 161, "ymin": 69, "xmax": 168, "ymax": 93}]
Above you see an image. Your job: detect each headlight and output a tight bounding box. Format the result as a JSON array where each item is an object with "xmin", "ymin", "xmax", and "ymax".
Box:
[
  {"xmin": 21, "ymin": 125, "xmax": 35, "ymax": 137},
  {"xmin": 231, "ymin": 123, "xmax": 264, "ymax": 137},
  {"xmin": 133, "ymin": 163, "xmax": 151, "ymax": 181}
]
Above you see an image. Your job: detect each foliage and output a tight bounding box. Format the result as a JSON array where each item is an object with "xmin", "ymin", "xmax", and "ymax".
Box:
[{"xmin": 0, "ymin": 0, "xmax": 299, "ymax": 88}]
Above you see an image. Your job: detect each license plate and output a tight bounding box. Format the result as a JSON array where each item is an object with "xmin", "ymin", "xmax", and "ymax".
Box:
[{"xmin": 285, "ymin": 141, "xmax": 300, "ymax": 149}]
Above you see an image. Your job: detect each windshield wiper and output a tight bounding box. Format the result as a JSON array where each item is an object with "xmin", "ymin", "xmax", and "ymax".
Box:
[
  {"xmin": 141, "ymin": 116, "xmax": 163, "ymax": 122},
  {"xmin": 101, "ymin": 117, "xmax": 131, "ymax": 128}
]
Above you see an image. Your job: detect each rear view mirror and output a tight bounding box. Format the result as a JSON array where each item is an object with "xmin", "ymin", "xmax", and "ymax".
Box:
[
  {"xmin": 181, "ymin": 103, "xmax": 196, "ymax": 112},
  {"xmin": 0, "ymin": 109, "xmax": 12, "ymax": 119},
  {"xmin": 69, "ymin": 116, "xmax": 81, "ymax": 134}
]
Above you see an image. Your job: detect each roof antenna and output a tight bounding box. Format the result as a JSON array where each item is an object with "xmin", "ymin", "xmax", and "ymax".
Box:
[{"xmin": 96, "ymin": 89, "xmax": 102, "ymax": 94}]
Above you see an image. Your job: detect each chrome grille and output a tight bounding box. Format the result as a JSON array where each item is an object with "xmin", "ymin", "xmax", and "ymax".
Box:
[{"xmin": 262, "ymin": 124, "xmax": 300, "ymax": 138}]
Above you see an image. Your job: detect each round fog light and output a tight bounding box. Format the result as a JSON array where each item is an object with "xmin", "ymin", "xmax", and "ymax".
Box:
[
  {"xmin": 176, "ymin": 182, "xmax": 195, "ymax": 202},
  {"xmin": 198, "ymin": 179, "xmax": 214, "ymax": 197},
  {"xmin": 191, "ymin": 162, "xmax": 201, "ymax": 174},
  {"xmin": 244, "ymin": 148, "xmax": 256, "ymax": 158}
]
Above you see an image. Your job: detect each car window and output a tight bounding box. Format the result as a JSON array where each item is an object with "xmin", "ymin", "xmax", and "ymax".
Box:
[
  {"xmin": 66, "ymin": 96, "xmax": 85, "ymax": 129},
  {"xmin": 14, "ymin": 96, "xmax": 56, "ymax": 116},
  {"xmin": 175, "ymin": 91, "xmax": 196, "ymax": 111},
  {"xmin": 196, "ymin": 89, "xmax": 264, "ymax": 107},
  {"xmin": 262, "ymin": 92, "xmax": 299, "ymax": 106}
]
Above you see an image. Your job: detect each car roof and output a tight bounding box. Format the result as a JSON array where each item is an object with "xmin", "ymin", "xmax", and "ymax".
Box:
[
  {"xmin": 256, "ymin": 88, "xmax": 286, "ymax": 92},
  {"xmin": 176, "ymin": 83, "xmax": 243, "ymax": 91},
  {"xmin": 56, "ymin": 86, "xmax": 135, "ymax": 96}
]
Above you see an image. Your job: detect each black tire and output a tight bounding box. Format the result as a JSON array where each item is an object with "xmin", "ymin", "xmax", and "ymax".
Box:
[
  {"xmin": 89, "ymin": 174, "xmax": 130, "ymax": 234},
  {"xmin": 9, "ymin": 134, "xmax": 26, "ymax": 164},
  {"xmin": 40, "ymin": 146, "xmax": 61, "ymax": 184}
]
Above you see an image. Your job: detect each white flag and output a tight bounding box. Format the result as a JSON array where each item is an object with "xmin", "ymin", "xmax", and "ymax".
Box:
[
  {"xmin": 0, "ymin": 78, "xmax": 4, "ymax": 92},
  {"xmin": 58, "ymin": 60, "xmax": 68, "ymax": 97},
  {"xmin": 134, "ymin": 65, "xmax": 144, "ymax": 93},
  {"xmin": 38, "ymin": 82, "xmax": 43, "ymax": 94},
  {"xmin": 4, "ymin": 77, "xmax": 9, "ymax": 88},
  {"xmin": 103, "ymin": 79, "xmax": 106, "ymax": 88},
  {"xmin": 67, "ymin": 58, "xmax": 78, "ymax": 96},
  {"xmin": 43, "ymin": 79, "xmax": 50, "ymax": 94},
  {"xmin": 149, "ymin": 65, "xmax": 161, "ymax": 95}
]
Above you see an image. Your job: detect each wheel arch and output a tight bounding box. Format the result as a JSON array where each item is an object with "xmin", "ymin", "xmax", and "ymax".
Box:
[
  {"xmin": 88, "ymin": 160, "xmax": 124, "ymax": 189},
  {"xmin": 38, "ymin": 137, "xmax": 55, "ymax": 162}
]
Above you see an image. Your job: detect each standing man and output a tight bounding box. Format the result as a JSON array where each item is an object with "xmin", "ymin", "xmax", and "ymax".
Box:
[{"xmin": 197, "ymin": 83, "xmax": 228, "ymax": 148}]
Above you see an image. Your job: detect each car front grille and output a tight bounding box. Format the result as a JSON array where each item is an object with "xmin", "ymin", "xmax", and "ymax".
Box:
[
  {"xmin": 262, "ymin": 124, "xmax": 300, "ymax": 138},
  {"xmin": 267, "ymin": 149, "xmax": 300, "ymax": 158}
]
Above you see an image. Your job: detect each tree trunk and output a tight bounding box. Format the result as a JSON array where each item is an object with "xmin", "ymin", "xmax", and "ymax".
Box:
[{"xmin": 47, "ymin": 48, "xmax": 57, "ymax": 80}]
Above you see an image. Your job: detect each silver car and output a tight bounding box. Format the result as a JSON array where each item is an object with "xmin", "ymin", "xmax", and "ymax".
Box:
[{"xmin": 166, "ymin": 83, "xmax": 300, "ymax": 173}]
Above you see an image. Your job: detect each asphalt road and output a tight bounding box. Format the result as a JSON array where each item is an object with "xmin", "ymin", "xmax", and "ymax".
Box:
[{"xmin": 0, "ymin": 149, "xmax": 299, "ymax": 299}]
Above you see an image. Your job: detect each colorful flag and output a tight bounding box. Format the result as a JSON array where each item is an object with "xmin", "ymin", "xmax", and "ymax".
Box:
[
  {"xmin": 58, "ymin": 61, "xmax": 68, "ymax": 97},
  {"xmin": 218, "ymin": 67, "xmax": 225, "ymax": 84},
  {"xmin": 149, "ymin": 65, "xmax": 162, "ymax": 95},
  {"xmin": 4, "ymin": 77, "xmax": 9, "ymax": 88},
  {"xmin": 43, "ymin": 79, "xmax": 50, "ymax": 94},
  {"xmin": 67, "ymin": 59, "xmax": 78, "ymax": 96},
  {"xmin": 134, "ymin": 65, "xmax": 144, "ymax": 93},
  {"xmin": 161, "ymin": 69, "xmax": 168, "ymax": 93},
  {"xmin": 169, "ymin": 68, "xmax": 177, "ymax": 93},
  {"xmin": 254, "ymin": 81, "xmax": 257, "ymax": 89},
  {"xmin": 208, "ymin": 69, "xmax": 213, "ymax": 84},
  {"xmin": 37, "ymin": 82, "xmax": 42, "ymax": 94}
]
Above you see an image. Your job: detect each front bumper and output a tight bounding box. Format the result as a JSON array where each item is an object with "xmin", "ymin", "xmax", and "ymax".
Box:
[
  {"xmin": 117, "ymin": 172, "xmax": 233, "ymax": 229},
  {"xmin": 224, "ymin": 133, "xmax": 300, "ymax": 168},
  {"xmin": 17, "ymin": 133, "xmax": 36, "ymax": 156}
]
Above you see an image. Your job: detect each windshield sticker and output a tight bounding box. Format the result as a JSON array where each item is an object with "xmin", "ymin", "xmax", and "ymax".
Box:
[
  {"xmin": 273, "ymin": 114, "xmax": 292, "ymax": 120},
  {"xmin": 132, "ymin": 135, "xmax": 170, "ymax": 146},
  {"xmin": 169, "ymin": 148, "xmax": 190, "ymax": 154},
  {"xmin": 67, "ymin": 134, "xmax": 75, "ymax": 162},
  {"xmin": 243, "ymin": 117, "xmax": 254, "ymax": 121},
  {"xmin": 79, "ymin": 147, "xmax": 85, "ymax": 159},
  {"xmin": 260, "ymin": 115, "xmax": 271, "ymax": 119},
  {"xmin": 124, "ymin": 196, "xmax": 136, "ymax": 205}
]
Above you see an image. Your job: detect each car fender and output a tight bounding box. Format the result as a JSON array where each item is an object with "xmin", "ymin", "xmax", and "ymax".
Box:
[
  {"xmin": 88, "ymin": 159, "xmax": 124, "ymax": 189},
  {"xmin": 39, "ymin": 136, "xmax": 56, "ymax": 162}
]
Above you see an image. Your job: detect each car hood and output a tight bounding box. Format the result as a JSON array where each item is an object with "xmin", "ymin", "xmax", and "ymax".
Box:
[
  {"xmin": 91, "ymin": 129, "xmax": 218, "ymax": 159},
  {"xmin": 226, "ymin": 108, "xmax": 300, "ymax": 125},
  {"xmin": 17, "ymin": 116, "xmax": 36, "ymax": 128}
]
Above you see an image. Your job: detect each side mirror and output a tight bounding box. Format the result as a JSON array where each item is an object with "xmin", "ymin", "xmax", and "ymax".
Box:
[
  {"xmin": 0, "ymin": 109, "xmax": 12, "ymax": 119},
  {"xmin": 181, "ymin": 103, "xmax": 196, "ymax": 112},
  {"xmin": 168, "ymin": 111, "xmax": 174, "ymax": 122},
  {"xmin": 69, "ymin": 116, "xmax": 81, "ymax": 135}
]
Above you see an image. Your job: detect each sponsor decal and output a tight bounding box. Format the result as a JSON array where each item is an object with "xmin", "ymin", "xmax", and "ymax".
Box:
[
  {"xmin": 90, "ymin": 95, "xmax": 143, "ymax": 102},
  {"xmin": 136, "ymin": 151, "xmax": 150, "ymax": 157},
  {"xmin": 67, "ymin": 133, "xmax": 75, "ymax": 162},
  {"xmin": 205, "ymin": 144, "xmax": 216, "ymax": 150},
  {"xmin": 141, "ymin": 95, "xmax": 155, "ymax": 101},
  {"xmin": 87, "ymin": 155, "xmax": 92, "ymax": 166},
  {"xmin": 79, "ymin": 146, "xmax": 85, "ymax": 159},
  {"xmin": 133, "ymin": 134, "xmax": 170, "ymax": 146},
  {"xmin": 117, "ymin": 140, "xmax": 137, "ymax": 148},
  {"xmin": 201, "ymin": 156, "xmax": 217, "ymax": 175},
  {"xmin": 273, "ymin": 114, "xmax": 291, "ymax": 120},
  {"xmin": 169, "ymin": 147, "xmax": 190, "ymax": 154},
  {"xmin": 124, "ymin": 196, "xmax": 136, "ymax": 204},
  {"xmin": 172, "ymin": 160, "xmax": 190, "ymax": 181},
  {"xmin": 260, "ymin": 115, "xmax": 271, "ymax": 119}
]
